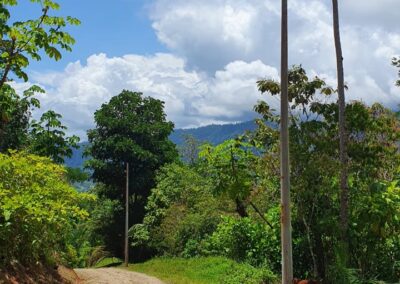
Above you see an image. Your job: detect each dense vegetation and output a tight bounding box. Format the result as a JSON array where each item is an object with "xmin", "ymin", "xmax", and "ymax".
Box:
[
  {"xmin": 0, "ymin": 0, "xmax": 91, "ymax": 276},
  {"xmin": 127, "ymin": 66, "xmax": 400, "ymax": 283},
  {"xmin": 1, "ymin": 0, "xmax": 400, "ymax": 284},
  {"xmin": 84, "ymin": 90, "xmax": 178, "ymax": 257}
]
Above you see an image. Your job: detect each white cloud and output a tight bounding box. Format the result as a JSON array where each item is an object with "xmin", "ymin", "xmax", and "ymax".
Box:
[
  {"xmin": 149, "ymin": 0, "xmax": 400, "ymax": 103},
  {"xmin": 22, "ymin": 0, "xmax": 400, "ymax": 138},
  {"xmin": 341, "ymin": 0, "xmax": 400, "ymax": 31},
  {"xmin": 30, "ymin": 53, "xmax": 278, "ymax": 138}
]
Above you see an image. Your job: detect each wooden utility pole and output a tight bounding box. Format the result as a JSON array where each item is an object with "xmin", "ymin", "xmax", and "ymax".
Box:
[
  {"xmin": 124, "ymin": 162, "xmax": 129, "ymax": 267},
  {"xmin": 280, "ymin": 0, "xmax": 293, "ymax": 283},
  {"xmin": 332, "ymin": 0, "xmax": 349, "ymax": 247}
]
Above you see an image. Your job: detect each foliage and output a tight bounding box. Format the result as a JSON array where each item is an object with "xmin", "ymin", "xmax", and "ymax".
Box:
[
  {"xmin": 178, "ymin": 134, "xmax": 203, "ymax": 165},
  {"xmin": 80, "ymin": 191, "xmax": 123, "ymax": 251},
  {"xmin": 29, "ymin": 110, "xmax": 80, "ymax": 163},
  {"xmin": 0, "ymin": 151, "xmax": 94, "ymax": 266},
  {"xmin": 129, "ymin": 257, "xmax": 277, "ymax": 284},
  {"xmin": 86, "ymin": 90, "xmax": 178, "ymax": 257},
  {"xmin": 199, "ymin": 138, "xmax": 260, "ymax": 217},
  {"xmin": 130, "ymin": 163, "xmax": 224, "ymax": 256},
  {"xmin": 393, "ymin": 57, "xmax": 400, "ymax": 87},
  {"xmin": 62, "ymin": 184, "xmax": 122, "ymax": 268},
  {"xmin": 0, "ymin": 84, "xmax": 42, "ymax": 151},
  {"xmin": 129, "ymin": 66, "xmax": 400, "ymax": 282},
  {"xmin": 0, "ymin": 0, "xmax": 79, "ymax": 161},
  {"xmin": 0, "ymin": 0, "xmax": 80, "ymax": 87},
  {"xmin": 221, "ymin": 263, "xmax": 277, "ymax": 284},
  {"xmin": 255, "ymin": 65, "xmax": 400, "ymax": 282},
  {"xmin": 350, "ymin": 179, "xmax": 400, "ymax": 281},
  {"xmin": 206, "ymin": 215, "xmax": 280, "ymax": 270}
]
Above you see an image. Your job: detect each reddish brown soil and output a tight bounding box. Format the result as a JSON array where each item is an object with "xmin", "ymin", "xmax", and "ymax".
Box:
[{"xmin": 0, "ymin": 262, "xmax": 68, "ymax": 284}]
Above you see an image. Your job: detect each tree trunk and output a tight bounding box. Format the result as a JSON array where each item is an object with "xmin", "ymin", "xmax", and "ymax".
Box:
[
  {"xmin": 332, "ymin": 0, "xmax": 349, "ymax": 247},
  {"xmin": 124, "ymin": 162, "xmax": 129, "ymax": 267},
  {"xmin": 314, "ymin": 232, "xmax": 326, "ymax": 280},
  {"xmin": 280, "ymin": 0, "xmax": 293, "ymax": 283},
  {"xmin": 235, "ymin": 198, "xmax": 248, "ymax": 218},
  {"xmin": 302, "ymin": 217, "xmax": 318, "ymax": 278}
]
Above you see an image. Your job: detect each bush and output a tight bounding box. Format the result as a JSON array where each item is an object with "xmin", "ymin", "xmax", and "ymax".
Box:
[
  {"xmin": 221, "ymin": 262, "xmax": 277, "ymax": 284},
  {"xmin": 206, "ymin": 215, "xmax": 280, "ymax": 269},
  {"xmin": 130, "ymin": 163, "xmax": 226, "ymax": 256},
  {"xmin": 0, "ymin": 151, "xmax": 94, "ymax": 266}
]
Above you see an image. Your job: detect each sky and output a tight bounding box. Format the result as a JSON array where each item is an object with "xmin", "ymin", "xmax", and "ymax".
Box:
[{"xmin": 12, "ymin": 0, "xmax": 400, "ymax": 139}]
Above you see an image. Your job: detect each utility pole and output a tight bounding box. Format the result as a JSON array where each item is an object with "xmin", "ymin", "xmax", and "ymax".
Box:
[
  {"xmin": 124, "ymin": 162, "xmax": 129, "ymax": 267},
  {"xmin": 280, "ymin": 0, "xmax": 293, "ymax": 282}
]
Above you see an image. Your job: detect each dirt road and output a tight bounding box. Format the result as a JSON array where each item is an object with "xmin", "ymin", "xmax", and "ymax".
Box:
[{"xmin": 74, "ymin": 268, "xmax": 165, "ymax": 284}]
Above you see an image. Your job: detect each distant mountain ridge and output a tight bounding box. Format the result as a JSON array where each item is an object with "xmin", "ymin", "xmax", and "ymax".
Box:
[
  {"xmin": 169, "ymin": 120, "xmax": 257, "ymax": 146},
  {"xmin": 64, "ymin": 120, "xmax": 257, "ymax": 168}
]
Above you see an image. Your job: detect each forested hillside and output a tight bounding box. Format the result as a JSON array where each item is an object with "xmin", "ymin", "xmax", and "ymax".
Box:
[
  {"xmin": 169, "ymin": 120, "xmax": 258, "ymax": 145},
  {"xmin": 64, "ymin": 120, "xmax": 258, "ymax": 169}
]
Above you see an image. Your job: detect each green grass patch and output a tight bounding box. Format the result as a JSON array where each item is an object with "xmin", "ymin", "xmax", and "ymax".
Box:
[
  {"xmin": 94, "ymin": 257, "xmax": 123, "ymax": 268},
  {"xmin": 127, "ymin": 256, "xmax": 277, "ymax": 284}
]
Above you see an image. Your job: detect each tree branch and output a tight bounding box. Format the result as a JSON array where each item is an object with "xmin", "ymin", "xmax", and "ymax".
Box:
[{"xmin": 249, "ymin": 201, "xmax": 273, "ymax": 230}]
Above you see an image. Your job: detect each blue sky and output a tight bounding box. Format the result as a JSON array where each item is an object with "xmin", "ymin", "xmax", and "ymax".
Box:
[
  {"xmin": 10, "ymin": 0, "xmax": 400, "ymax": 138},
  {"xmin": 15, "ymin": 0, "xmax": 165, "ymax": 72}
]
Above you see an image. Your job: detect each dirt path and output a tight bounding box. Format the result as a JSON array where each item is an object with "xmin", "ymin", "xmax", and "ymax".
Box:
[{"xmin": 74, "ymin": 268, "xmax": 165, "ymax": 284}]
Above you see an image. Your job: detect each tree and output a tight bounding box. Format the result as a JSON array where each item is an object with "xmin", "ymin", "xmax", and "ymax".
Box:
[
  {"xmin": 0, "ymin": 0, "xmax": 79, "ymax": 151},
  {"xmin": 179, "ymin": 134, "xmax": 202, "ymax": 166},
  {"xmin": 199, "ymin": 138, "xmax": 259, "ymax": 218},
  {"xmin": 129, "ymin": 163, "xmax": 222, "ymax": 256},
  {"xmin": 280, "ymin": 0, "xmax": 293, "ymax": 281},
  {"xmin": 256, "ymin": 66, "xmax": 400, "ymax": 281},
  {"xmin": 0, "ymin": 84, "xmax": 41, "ymax": 152},
  {"xmin": 0, "ymin": 0, "xmax": 80, "ymax": 89},
  {"xmin": 393, "ymin": 57, "xmax": 400, "ymax": 87},
  {"xmin": 332, "ymin": 0, "xmax": 349, "ymax": 247},
  {"xmin": 86, "ymin": 90, "xmax": 178, "ymax": 257},
  {"xmin": 257, "ymin": 65, "xmax": 334, "ymax": 280},
  {"xmin": 29, "ymin": 110, "xmax": 80, "ymax": 164}
]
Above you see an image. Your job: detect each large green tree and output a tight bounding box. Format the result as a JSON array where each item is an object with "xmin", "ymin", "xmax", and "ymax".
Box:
[{"xmin": 86, "ymin": 90, "xmax": 178, "ymax": 257}]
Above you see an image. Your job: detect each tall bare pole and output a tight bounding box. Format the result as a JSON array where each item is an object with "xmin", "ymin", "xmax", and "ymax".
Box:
[
  {"xmin": 332, "ymin": 0, "xmax": 349, "ymax": 247},
  {"xmin": 280, "ymin": 0, "xmax": 293, "ymax": 283},
  {"xmin": 124, "ymin": 162, "xmax": 129, "ymax": 267}
]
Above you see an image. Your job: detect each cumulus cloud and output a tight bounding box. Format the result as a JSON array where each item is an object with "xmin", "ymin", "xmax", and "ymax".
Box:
[
  {"xmin": 23, "ymin": 0, "xmax": 400, "ymax": 138},
  {"xmin": 30, "ymin": 54, "xmax": 278, "ymax": 138},
  {"xmin": 341, "ymin": 0, "xmax": 400, "ymax": 31},
  {"xmin": 149, "ymin": 0, "xmax": 400, "ymax": 102}
]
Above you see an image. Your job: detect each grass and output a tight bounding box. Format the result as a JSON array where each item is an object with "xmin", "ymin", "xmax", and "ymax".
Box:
[
  {"xmin": 126, "ymin": 256, "xmax": 277, "ymax": 284},
  {"xmin": 94, "ymin": 257, "xmax": 123, "ymax": 268}
]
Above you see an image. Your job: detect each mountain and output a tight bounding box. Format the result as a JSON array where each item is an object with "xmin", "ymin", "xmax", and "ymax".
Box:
[
  {"xmin": 64, "ymin": 141, "xmax": 90, "ymax": 169},
  {"xmin": 64, "ymin": 120, "xmax": 257, "ymax": 169},
  {"xmin": 169, "ymin": 120, "xmax": 257, "ymax": 146}
]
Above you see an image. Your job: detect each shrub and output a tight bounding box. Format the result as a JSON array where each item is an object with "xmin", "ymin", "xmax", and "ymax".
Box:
[
  {"xmin": 130, "ymin": 163, "xmax": 225, "ymax": 256},
  {"xmin": 221, "ymin": 262, "xmax": 278, "ymax": 284},
  {"xmin": 0, "ymin": 151, "xmax": 94, "ymax": 266},
  {"xmin": 206, "ymin": 215, "xmax": 280, "ymax": 269}
]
